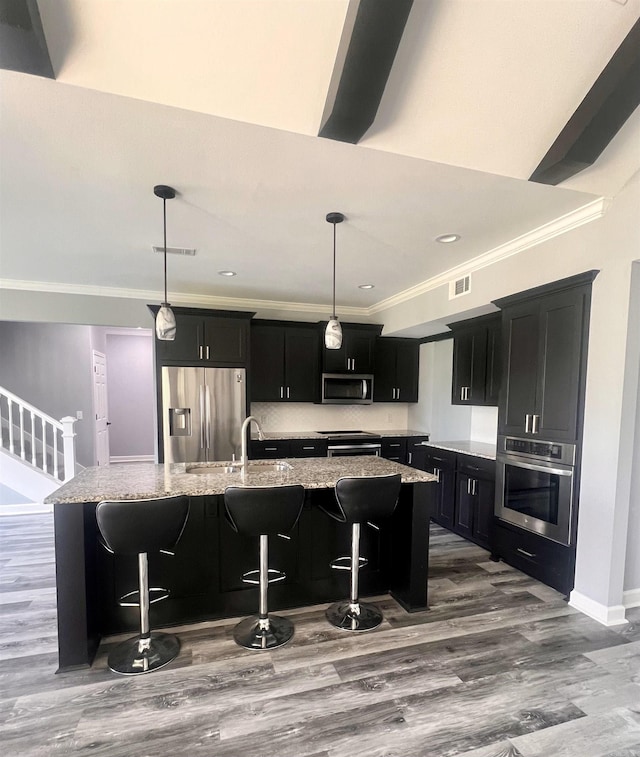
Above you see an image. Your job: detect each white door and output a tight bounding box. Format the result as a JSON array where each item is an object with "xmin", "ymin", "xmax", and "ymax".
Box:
[{"xmin": 92, "ymin": 350, "xmax": 110, "ymax": 466}]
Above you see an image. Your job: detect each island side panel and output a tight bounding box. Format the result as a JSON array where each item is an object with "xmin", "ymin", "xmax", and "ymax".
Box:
[
  {"xmin": 389, "ymin": 481, "xmax": 434, "ymax": 611},
  {"xmin": 53, "ymin": 502, "xmax": 100, "ymax": 671}
]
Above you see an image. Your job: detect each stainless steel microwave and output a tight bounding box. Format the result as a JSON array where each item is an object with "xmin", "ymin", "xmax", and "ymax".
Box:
[{"xmin": 321, "ymin": 373, "xmax": 373, "ymax": 404}]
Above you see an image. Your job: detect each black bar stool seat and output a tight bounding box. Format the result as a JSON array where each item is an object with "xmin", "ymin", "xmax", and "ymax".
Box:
[
  {"xmin": 96, "ymin": 495, "xmax": 189, "ymax": 675},
  {"xmin": 322, "ymin": 474, "xmax": 401, "ymax": 632},
  {"xmin": 224, "ymin": 484, "xmax": 305, "ymax": 650}
]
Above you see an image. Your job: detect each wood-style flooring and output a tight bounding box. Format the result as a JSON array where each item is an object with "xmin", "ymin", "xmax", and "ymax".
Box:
[{"xmin": 0, "ymin": 512, "xmax": 639, "ymax": 756}]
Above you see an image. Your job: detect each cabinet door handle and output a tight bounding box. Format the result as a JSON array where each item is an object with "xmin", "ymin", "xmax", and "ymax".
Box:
[
  {"xmin": 389, "ymin": 443, "xmax": 400, "ymax": 448},
  {"xmin": 206, "ymin": 345, "xmax": 210, "ymax": 360},
  {"xmin": 351, "ymin": 358, "xmax": 355, "ymax": 371},
  {"xmin": 199, "ymin": 345, "xmax": 204, "ymax": 360},
  {"xmin": 532, "ymin": 414, "xmax": 539, "ymax": 434},
  {"xmin": 264, "ymin": 447, "xmax": 278, "ymax": 452},
  {"xmin": 525, "ymin": 414, "xmax": 531, "ymax": 433},
  {"xmin": 302, "ymin": 446, "xmax": 315, "ymax": 450},
  {"xmin": 472, "ymin": 479, "xmax": 477, "ymax": 496},
  {"xmin": 280, "ymin": 386, "xmax": 284, "ymax": 399},
  {"xmin": 286, "ymin": 386, "xmax": 290, "ymax": 399},
  {"xmin": 433, "ymin": 467, "xmax": 441, "ymax": 483},
  {"xmin": 408, "ymin": 452, "xmax": 412, "ymax": 465},
  {"xmin": 516, "ymin": 547, "xmax": 536, "ymax": 558},
  {"xmin": 396, "ymin": 387, "xmax": 400, "ymax": 400}
]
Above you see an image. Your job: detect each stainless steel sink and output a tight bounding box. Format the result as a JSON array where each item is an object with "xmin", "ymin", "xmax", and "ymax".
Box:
[{"xmin": 186, "ymin": 461, "xmax": 292, "ymax": 475}]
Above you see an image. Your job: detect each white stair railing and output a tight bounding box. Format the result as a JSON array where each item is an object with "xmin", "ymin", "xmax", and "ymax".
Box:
[{"xmin": 0, "ymin": 386, "xmax": 77, "ymax": 483}]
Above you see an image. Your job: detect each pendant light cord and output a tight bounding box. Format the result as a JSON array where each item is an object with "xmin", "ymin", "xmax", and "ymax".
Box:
[
  {"xmin": 163, "ymin": 197, "xmax": 168, "ymax": 305},
  {"xmin": 332, "ymin": 220, "xmax": 336, "ymax": 319}
]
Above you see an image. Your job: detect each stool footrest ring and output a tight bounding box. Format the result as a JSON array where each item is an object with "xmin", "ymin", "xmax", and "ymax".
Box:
[
  {"xmin": 329, "ymin": 556, "xmax": 368, "ymax": 572},
  {"xmin": 241, "ymin": 568, "xmax": 286, "ymax": 585},
  {"xmin": 119, "ymin": 587, "xmax": 170, "ymax": 607}
]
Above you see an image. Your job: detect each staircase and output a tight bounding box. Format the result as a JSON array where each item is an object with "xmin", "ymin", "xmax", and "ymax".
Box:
[{"xmin": 0, "ymin": 386, "xmax": 78, "ymax": 502}]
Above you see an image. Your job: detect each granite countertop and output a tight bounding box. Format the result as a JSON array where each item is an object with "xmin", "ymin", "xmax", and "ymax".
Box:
[
  {"xmin": 45, "ymin": 456, "xmax": 437, "ymax": 504},
  {"xmin": 254, "ymin": 428, "xmax": 430, "ymax": 440},
  {"xmin": 422, "ymin": 440, "xmax": 497, "ymax": 460}
]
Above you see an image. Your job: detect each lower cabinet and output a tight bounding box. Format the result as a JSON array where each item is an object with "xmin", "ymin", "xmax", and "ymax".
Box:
[
  {"xmin": 491, "ymin": 518, "xmax": 576, "ymax": 595},
  {"xmin": 418, "ymin": 446, "xmax": 495, "ymax": 550},
  {"xmin": 380, "ymin": 435, "xmax": 430, "ymax": 466}
]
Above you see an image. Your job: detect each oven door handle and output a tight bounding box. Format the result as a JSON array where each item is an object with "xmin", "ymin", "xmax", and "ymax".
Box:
[{"xmin": 498, "ymin": 457, "xmax": 573, "ymax": 477}]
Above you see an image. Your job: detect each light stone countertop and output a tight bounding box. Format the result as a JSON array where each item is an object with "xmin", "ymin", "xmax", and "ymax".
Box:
[
  {"xmin": 422, "ymin": 440, "xmax": 497, "ymax": 460},
  {"xmin": 253, "ymin": 428, "xmax": 430, "ymax": 440},
  {"xmin": 45, "ymin": 456, "xmax": 437, "ymax": 504}
]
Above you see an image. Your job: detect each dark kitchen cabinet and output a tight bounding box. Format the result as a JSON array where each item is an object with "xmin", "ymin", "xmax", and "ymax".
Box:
[
  {"xmin": 405, "ymin": 435, "xmax": 431, "ymax": 468},
  {"xmin": 495, "ymin": 272, "xmax": 596, "ymax": 442},
  {"xmin": 454, "ymin": 455, "xmax": 495, "ymax": 550},
  {"xmin": 289, "ymin": 439, "xmax": 328, "ymax": 457},
  {"xmin": 249, "ymin": 440, "xmax": 291, "ymax": 459},
  {"xmin": 320, "ymin": 323, "xmax": 382, "ymax": 374},
  {"xmin": 419, "ymin": 446, "xmax": 457, "ymax": 531},
  {"xmin": 449, "ymin": 313, "xmax": 501, "ymax": 406},
  {"xmin": 380, "ymin": 437, "xmax": 408, "ymax": 463},
  {"xmin": 374, "ymin": 338, "xmax": 420, "ymax": 403},
  {"xmin": 150, "ymin": 306, "xmax": 252, "ymax": 365},
  {"xmin": 250, "ymin": 321, "xmax": 319, "ymax": 402}
]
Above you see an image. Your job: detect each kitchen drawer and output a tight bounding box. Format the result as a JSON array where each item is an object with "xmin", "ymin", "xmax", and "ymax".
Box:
[
  {"xmin": 420, "ymin": 446, "xmax": 457, "ymax": 468},
  {"xmin": 249, "ymin": 440, "xmax": 291, "ymax": 459},
  {"xmin": 289, "ymin": 439, "xmax": 328, "ymax": 457},
  {"xmin": 492, "ymin": 519, "xmax": 575, "ymax": 595},
  {"xmin": 381, "ymin": 438, "xmax": 407, "ymax": 463},
  {"xmin": 457, "ymin": 454, "xmax": 495, "ymax": 479}
]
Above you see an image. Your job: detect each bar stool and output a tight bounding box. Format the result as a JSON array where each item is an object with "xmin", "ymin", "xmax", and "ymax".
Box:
[
  {"xmin": 322, "ymin": 473, "xmax": 401, "ymax": 632},
  {"xmin": 224, "ymin": 484, "xmax": 305, "ymax": 651},
  {"xmin": 96, "ymin": 495, "xmax": 189, "ymax": 675}
]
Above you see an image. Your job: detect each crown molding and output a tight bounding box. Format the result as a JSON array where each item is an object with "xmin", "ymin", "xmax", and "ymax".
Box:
[
  {"xmin": 0, "ymin": 279, "xmax": 366, "ymax": 318},
  {"xmin": 1, "ymin": 196, "xmax": 608, "ymax": 319},
  {"xmin": 369, "ymin": 196, "xmax": 609, "ymax": 315}
]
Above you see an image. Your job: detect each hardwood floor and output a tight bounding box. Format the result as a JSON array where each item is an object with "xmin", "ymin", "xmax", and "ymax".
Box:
[{"xmin": 0, "ymin": 513, "xmax": 638, "ymax": 756}]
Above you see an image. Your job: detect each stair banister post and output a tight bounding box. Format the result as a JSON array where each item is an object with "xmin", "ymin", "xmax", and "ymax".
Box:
[{"xmin": 60, "ymin": 417, "xmax": 77, "ymax": 482}]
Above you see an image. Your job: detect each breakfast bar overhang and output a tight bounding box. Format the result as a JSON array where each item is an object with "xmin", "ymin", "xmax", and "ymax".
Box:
[{"xmin": 46, "ymin": 457, "xmax": 437, "ymax": 672}]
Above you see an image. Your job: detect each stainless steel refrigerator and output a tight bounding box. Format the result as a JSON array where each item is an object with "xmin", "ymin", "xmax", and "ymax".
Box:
[{"xmin": 161, "ymin": 366, "xmax": 246, "ymax": 463}]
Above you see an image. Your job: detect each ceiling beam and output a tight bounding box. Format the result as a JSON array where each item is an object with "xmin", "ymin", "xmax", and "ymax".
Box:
[
  {"xmin": 530, "ymin": 17, "xmax": 640, "ymax": 186},
  {"xmin": 0, "ymin": 0, "xmax": 54, "ymax": 78},
  {"xmin": 319, "ymin": 0, "xmax": 414, "ymax": 144}
]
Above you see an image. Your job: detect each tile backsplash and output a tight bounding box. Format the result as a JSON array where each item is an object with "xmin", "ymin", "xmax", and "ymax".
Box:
[{"xmin": 251, "ymin": 402, "xmax": 411, "ymax": 432}]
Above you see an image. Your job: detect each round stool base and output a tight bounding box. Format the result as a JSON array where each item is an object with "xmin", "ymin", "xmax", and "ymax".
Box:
[
  {"xmin": 233, "ymin": 615, "xmax": 294, "ymax": 651},
  {"xmin": 107, "ymin": 632, "xmax": 180, "ymax": 675},
  {"xmin": 325, "ymin": 601, "xmax": 383, "ymax": 632}
]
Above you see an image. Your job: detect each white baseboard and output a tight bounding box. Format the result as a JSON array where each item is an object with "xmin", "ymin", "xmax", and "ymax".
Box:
[
  {"xmin": 569, "ymin": 590, "xmax": 628, "ymax": 626},
  {"xmin": 623, "ymin": 588, "xmax": 640, "ymax": 609},
  {"xmin": 109, "ymin": 455, "xmax": 155, "ymax": 464}
]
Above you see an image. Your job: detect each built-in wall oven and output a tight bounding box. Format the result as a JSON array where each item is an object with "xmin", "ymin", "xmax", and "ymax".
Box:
[
  {"xmin": 317, "ymin": 430, "xmax": 382, "ymax": 457},
  {"xmin": 495, "ymin": 435, "xmax": 577, "ymax": 546}
]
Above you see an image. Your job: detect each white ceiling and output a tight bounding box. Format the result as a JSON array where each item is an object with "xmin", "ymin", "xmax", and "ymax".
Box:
[{"xmin": 1, "ymin": 0, "xmax": 639, "ymax": 320}]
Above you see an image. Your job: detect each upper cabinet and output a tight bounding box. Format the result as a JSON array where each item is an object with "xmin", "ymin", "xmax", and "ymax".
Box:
[
  {"xmin": 320, "ymin": 323, "xmax": 382, "ymax": 374},
  {"xmin": 373, "ymin": 338, "xmax": 419, "ymax": 403},
  {"xmin": 150, "ymin": 306, "xmax": 253, "ymax": 365},
  {"xmin": 449, "ymin": 313, "xmax": 501, "ymax": 406},
  {"xmin": 495, "ymin": 271, "xmax": 597, "ymax": 442},
  {"xmin": 251, "ymin": 321, "xmax": 319, "ymax": 402}
]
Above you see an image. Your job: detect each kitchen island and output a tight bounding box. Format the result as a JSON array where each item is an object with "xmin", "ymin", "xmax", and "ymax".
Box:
[{"xmin": 45, "ymin": 456, "xmax": 437, "ymax": 671}]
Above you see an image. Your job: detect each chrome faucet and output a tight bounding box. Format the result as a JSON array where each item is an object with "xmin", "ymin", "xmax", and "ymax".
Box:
[{"xmin": 240, "ymin": 415, "xmax": 265, "ymax": 471}]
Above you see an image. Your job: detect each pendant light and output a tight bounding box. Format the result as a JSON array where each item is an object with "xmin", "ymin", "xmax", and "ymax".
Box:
[
  {"xmin": 154, "ymin": 184, "xmax": 177, "ymax": 341},
  {"xmin": 325, "ymin": 212, "xmax": 344, "ymax": 350}
]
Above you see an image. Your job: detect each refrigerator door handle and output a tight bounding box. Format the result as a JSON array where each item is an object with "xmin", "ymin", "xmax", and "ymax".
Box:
[
  {"xmin": 199, "ymin": 385, "xmax": 206, "ymax": 449},
  {"xmin": 205, "ymin": 384, "xmax": 212, "ymax": 449}
]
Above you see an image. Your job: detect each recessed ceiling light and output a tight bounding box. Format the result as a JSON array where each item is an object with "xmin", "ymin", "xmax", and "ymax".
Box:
[
  {"xmin": 435, "ymin": 234, "xmax": 461, "ymax": 244},
  {"xmin": 218, "ymin": 270, "xmax": 237, "ymax": 277},
  {"xmin": 358, "ymin": 284, "xmax": 375, "ymax": 290}
]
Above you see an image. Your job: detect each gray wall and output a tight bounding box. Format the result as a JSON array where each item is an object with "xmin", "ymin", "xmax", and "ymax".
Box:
[
  {"xmin": 105, "ymin": 332, "xmax": 155, "ymax": 459},
  {"xmin": 0, "ymin": 322, "xmax": 96, "ymax": 467}
]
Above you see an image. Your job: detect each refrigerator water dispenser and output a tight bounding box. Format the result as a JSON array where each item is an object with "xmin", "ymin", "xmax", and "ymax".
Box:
[{"xmin": 169, "ymin": 408, "xmax": 192, "ymax": 436}]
